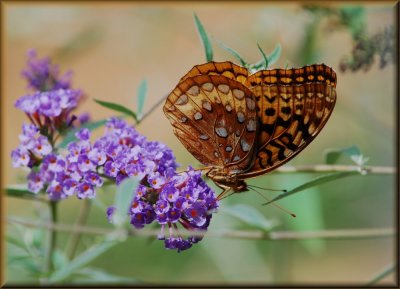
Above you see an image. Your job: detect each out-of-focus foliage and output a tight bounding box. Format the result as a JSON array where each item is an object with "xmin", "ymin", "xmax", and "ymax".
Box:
[{"xmin": 303, "ymin": 5, "xmax": 395, "ymax": 72}]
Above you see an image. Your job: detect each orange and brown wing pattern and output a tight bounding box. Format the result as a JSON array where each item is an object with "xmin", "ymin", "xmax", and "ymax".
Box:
[
  {"xmin": 164, "ymin": 74, "xmax": 258, "ymax": 171},
  {"xmin": 179, "ymin": 61, "xmax": 249, "ymax": 85},
  {"xmin": 246, "ymin": 64, "xmax": 337, "ymax": 87},
  {"xmin": 240, "ymin": 64, "xmax": 337, "ymax": 178}
]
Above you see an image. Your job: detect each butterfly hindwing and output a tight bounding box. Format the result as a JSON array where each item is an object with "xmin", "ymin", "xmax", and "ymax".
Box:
[{"xmin": 240, "ymin": 64, "xmax": 337, "ymax": 177}]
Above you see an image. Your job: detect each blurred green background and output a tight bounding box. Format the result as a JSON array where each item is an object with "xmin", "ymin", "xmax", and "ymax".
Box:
[{"xmin": 3, "ymin": 2, "xmax": 396, "ymax": 286}]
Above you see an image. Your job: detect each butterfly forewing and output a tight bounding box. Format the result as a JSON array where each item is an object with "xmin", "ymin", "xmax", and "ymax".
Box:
[
  {"xmin": 164, "ymin": 74, "xmax": 258, "ymax": 171},
  {"xmin": 179, "ymin": 61, "xmax": 249, "ymax": 85}
]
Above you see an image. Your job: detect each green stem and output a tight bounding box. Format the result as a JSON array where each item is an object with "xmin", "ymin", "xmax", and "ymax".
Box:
[
  {"xmin": 45, "ymin": 201, "xmax": 58, "ymax": 273},
  {"xmin": 366, "ymin": 263, "xmax": 396, "ymax": 286},
  {"xmin": 66, "ymin": 199, "xmax": 92, "ymax": 260}
]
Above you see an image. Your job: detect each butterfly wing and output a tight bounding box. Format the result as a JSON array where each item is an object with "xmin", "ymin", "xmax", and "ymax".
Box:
[
  {"xmin": 164, "ymin": 74, "xmax": 258, "ymax": 171},
  {"xmin": 179, "ymin": 61, "xmax": 249, "ymax": 85},
  {"xmin": 239, "ymin": 64, "xmax": 337, "ymax": 178}
]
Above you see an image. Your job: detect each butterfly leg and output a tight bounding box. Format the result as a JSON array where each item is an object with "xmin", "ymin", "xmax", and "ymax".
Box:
[{"xmin": 216, "ymin": 186, "xmax": 234, "ymax": 201}]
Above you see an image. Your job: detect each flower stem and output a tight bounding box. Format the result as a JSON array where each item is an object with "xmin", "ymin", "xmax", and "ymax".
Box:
[
  {"xmin": 45, "ymin": 200, "xmax": 58, "ymax": 273},
  {"xmin": 9, "ymin": 216, "xmax": 394, "ymax": 241},
  {"xmin": 66, "ymin": 199, "xmax": 92, "ymax": 260}
]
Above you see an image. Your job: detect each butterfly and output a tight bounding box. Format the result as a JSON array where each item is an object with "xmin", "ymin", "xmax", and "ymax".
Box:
[{"xmin": 163, "ymin": 61, "xmax": 337, "ymax": 198}]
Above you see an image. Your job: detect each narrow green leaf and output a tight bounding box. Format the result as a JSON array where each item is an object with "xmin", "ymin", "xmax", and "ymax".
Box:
[
  {"xmin": 58, "ymin": 119, "xmax": 107, "ymax": 148},
  {"xmin": 6, "ymin": 235, "xmax": 29, "ymax": 252},
  {"xmin": 252, "ymin": 43, "xmax": 282, "ymax": 70},
  {"xmin": 48, "ymin": 239, "xmax": 118, "ymax": 283},
  {"xmin": 91, "ymin": 197, "xmax": 107, "ymax": 212},
  {"xmin": 8, "ymin": 255, "xmax": 40, "ymax": 274},
  {"xmin": 324, "ymin": 145, "xmax": 362, "ymax": 164},
  {"xmin": 193, "ymin": 13, "xmax": 213, "ymax": 61},
  {"xmin": 53, "ymin": 26, "xmax": 103, "ymax": 61},
  {"xmin": 223, "ymin": 204, "xmax": 275, "ymax": 231},
  {"xmin": 6, "ymin": 185, "xmax": 39, "ymax": 200},
  {"xmin": 257, "ymin": 43, "xmax": 269, "ymax": 69},
  {"xmin": 136, "ymin": 79, "xmax": 148, "ymax": 120},
  {"xmin": 113, "ymin": 177, "xmax": 139, "ymax": 227},
  {"xmin": 366, "ymin": 263, "xmax": 396, "ymax": 286},
  {"xmin": 71, "ymin": 267, "xmax": 139, "ymax": 284},
  {"xmin": 262, "ymin": 171, "xmax": 359, "ymax": 205},
  {"xmin": 94, "ymin": 99, "xmax": 138, "ymax": 123},
  {"xmin": 216, "ymin": 40, "xmax": 248, "ymax": 67},
  {"xmin": 52, "ymin": 250, "xmax": 68, "ymax": 271},
  {"xmin": 267, "ymin": 43, "xmax": 282, "ymax": 66}
]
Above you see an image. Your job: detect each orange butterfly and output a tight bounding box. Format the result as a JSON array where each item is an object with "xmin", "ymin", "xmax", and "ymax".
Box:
[{"xmin": 163, "ymin": 61, "xmax": 336, "ymax": 197}]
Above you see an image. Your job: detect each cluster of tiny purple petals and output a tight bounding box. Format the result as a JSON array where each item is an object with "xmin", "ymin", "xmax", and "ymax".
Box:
[
  {"xmin": 15, "ymin": 50, "xmax": 84, "ymax": 134},
  {"xmin": 11, "ymin": 123, "xmax": 52, "ymax": 168},
  {"xmin": 96, "ymin": 118, "xmax": 218, "ymax": 251},
  {"xmin": 93, "ymin": 117, "xmax": 177, "ymax": 185},
  {"xmin": 22, "ymin": 49, "xmax": 72, "ymax": 91},
  {"xmin": 15, "ymin": 89, "xmax": 81, "ymax": 118},
  {"xmin": 14, "ymin": 128, "xmax": 102, "ymax": 200},
  {"xmin": 108, "ymin": 165, "xmax": 218, "ymax": 252}
]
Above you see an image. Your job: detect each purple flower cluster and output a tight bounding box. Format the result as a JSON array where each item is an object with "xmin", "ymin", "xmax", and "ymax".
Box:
[
  {"xmin": 125, "ymin": 167, "xmax": 218, "ymax": 252},
  {"xmin": 22, "ymin": 49, "xmax": 72, "ymax": 91},
  {"xmin": 101, "ymin": 118, "xmax": 219, "ymax": 252},
  {"xmin": 11, "ymin": 50, "xmax": 219, "ymax": 252},
  {"xmin": 15, "ymin": 50, "xmax": 84, "ymax": 136},
  {"xmin": 15, "ymin": 89, "xmax": 81, "ymax": 118},
  {"xmin": 12, "ymin": 128, "xmax": 102, "ymax": 200},
  {"xmin": 11, "ymin": 123, "xmax": 52, "ymax": 168}
]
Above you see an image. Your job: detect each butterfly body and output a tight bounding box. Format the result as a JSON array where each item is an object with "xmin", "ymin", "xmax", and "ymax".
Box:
[
  {"xmin": 164, "ymin": 62, "xmax": 337, "ymax": 194},
  {"xmin": 206, "ymin": 167, "xmax": 249, "ymax": 192}
]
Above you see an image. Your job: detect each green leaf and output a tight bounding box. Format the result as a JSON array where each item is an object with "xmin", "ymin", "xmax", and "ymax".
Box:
[
  {"xmin": 52, "ymin": 250, "xmax": 69, "ymax": 271},
  {"xmin": 6, "ymin": 185, "xmax": 40, "ymax": 200},
  {"xmin": 32, "ymin": 228, "xmax": 45, "ymax": 251},
  {"xmin": 136, "ymin": 79, "xmax": 148, "ymax": 121},
  {"xmin": 217, "ymin": 40, "xmax": 248, "ymax": 67},
  {"xmin": 91, "ymin": 197, "xmax": 107, "ymax": 212},
  {"xmin": 257, "ymin": 43, "xmax": 269, "ymax": 69},
  {"xmin": 58, "ymin": 119, "xmax": 107, "ymax": 149},
  {"xmin": 324, "ymin": 145, "xmax": 362, "ymax": 164},
  {"xmin": 262, "ymin": 171, "xmax": 359, "ymax": 205},
  {"xmin": 8, "ymin": 255, "xmax": 40, "ymax": 274},
  {"xmin": 71, "ymin": 267, "xmax": 139, "ymax": 284},
  {"xmin": 113, "ymin": 177, "xmax": 140, "ymax": 227},
  {"xmin": 94, "ymin": 99, "xmax": 138, "ymax": 123},
  {"xmin": 193, "ymin": 12, "xmax": 213, "ymax": 62},
  {"xmin": 223, "ymin": 204, "xmax": 275, "ymax": 231},
  {"xmin": 53, "ymin": 26, "xmax": 104, "ymax": 61},
  {"xmin": 266, "ymin": 42, "xmax": 282, "ymax": 66},
  {"xmin": 252, "ymin": 43, "xmax": 282, "ymax": 70},
  {"xmin": 48, "ymin": 238, "xmax": 119, "ymax": 283},
  {"xmin": 366, "ymin": 263, "xmax": 396, "ymax": 286},
  {"xmin": 7, "ymin": 235, "xmax": 29, "ymax": 252},
  {"xmin": 339, "ymin": 6, "xmax": 366, "ymax": 38}
]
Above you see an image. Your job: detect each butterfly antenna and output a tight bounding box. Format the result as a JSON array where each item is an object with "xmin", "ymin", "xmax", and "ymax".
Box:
[
  {"xmin": 248, "ymin": 186, "xmax": 296, "ymax": 218},
  {"xmin": 248, "ymin": 184, "xmax": 287, "ymax": 193}
]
